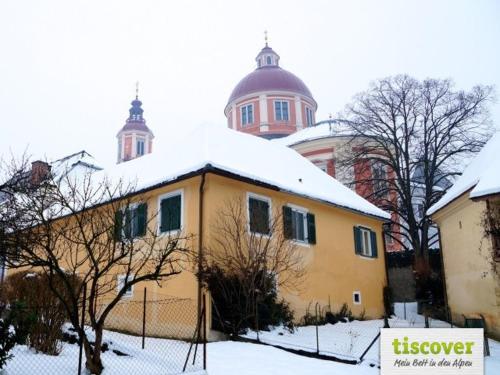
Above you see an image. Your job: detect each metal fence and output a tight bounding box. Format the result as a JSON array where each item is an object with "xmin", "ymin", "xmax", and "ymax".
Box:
[
  {"xmin": 244, "ymin": 301, "xmax": 490, "ymax": 367},
  {"xmin": 1, "ymin": 290, "xmax": 207, "ymax": 375}
]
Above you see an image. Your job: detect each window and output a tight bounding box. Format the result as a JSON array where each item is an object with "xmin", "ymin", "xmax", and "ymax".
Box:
[
  {"xmin": 306, "ymin": 107, "xmax": 314, "ymax": 127},
  {"xmin": 353, "ymin": 291, "xmax": 361, "ymax": 305},
  {"xmin": 283, "ymin": 205, "xmax": 316, "ymax": 244},
  {"xmin": 114, "ymin": 203, "xmax": 148, "ymax": 240},
  {"xmin": 117, "ymin": 139, "xmax": 122, "ymax": 160},
  {"xmin": 274, "ymin": 101, "xmax": 289, "ymax": 121},
  {"xmin": 266, "ymin": 56, "xmax": 272, "ymax": 65},
  {"xmin": 117, "ymin": 275, "xmax": 133, "ymax": 297},
  {"xmin": 353, "ymin": 226, "xmax": 378, "ymax": 258},
  {"xmin": 137, "ymin": 138, "xmax": 145, "ymax": 156},
  {"xmin": 415, "ymin": 203, "xmax": 424, "ymax": 218},
  {"xmin": 248, "ymin": 195, "xmax": 270, "ymax": 234},
  {"xmin": 159, "ymin": 191, "xmax": 183, "ymax": 233},
  {"xmin": 372, "ymin": 161, "xmax": 388, "ymax": 198},
  {"xmin": 241, "ymin": 104, "xmax": 254, "ymax": 126}
]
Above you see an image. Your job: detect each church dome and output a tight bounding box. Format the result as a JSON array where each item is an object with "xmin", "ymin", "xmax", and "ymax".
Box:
[
  {"xmin": 225, "ymin": 40, "xmax": 317, "ymax": 139},
  {"xmin": 227, "ymin": 65, "xmax": 315, "ymax": 104}
]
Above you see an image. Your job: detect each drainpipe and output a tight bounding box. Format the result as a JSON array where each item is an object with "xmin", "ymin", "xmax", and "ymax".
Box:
[
  {"xmin": 197, "ymin": 171, "xmax": 207, "ymax": 323},
  {"xmin": 436, "ymin": 225, "xmax": 451, "ymax": 324}
]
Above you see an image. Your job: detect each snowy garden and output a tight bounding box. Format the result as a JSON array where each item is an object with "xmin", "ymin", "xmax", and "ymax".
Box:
[{"xmin": 2, "ymin": 303, "xmax": 499, "ymax": 375}]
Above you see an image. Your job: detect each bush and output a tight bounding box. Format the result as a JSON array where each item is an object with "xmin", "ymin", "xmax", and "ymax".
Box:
[
  {"xmin": 324, "ymin": 303, "xmax": 353, "ymax": 324},
  {"xmin": 0, "ymin": 305, "xmax": 17, "ymax": 369},
  {"xmin": 1, "ymin": 271, "xmax": 80, "ymax": 355},
  {"xmin": 203, "ymin": 266, "xmax": 295, "ymax": 336}
]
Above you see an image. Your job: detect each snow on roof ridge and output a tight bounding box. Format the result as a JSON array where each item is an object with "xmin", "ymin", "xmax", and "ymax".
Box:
[
  {"xmin": 428, "ymin": 132, "xmax": 500, "ymax": 215},
  {"xmin": 99, "ymin": 125, "xmax": 390, "ymax": 220},
  {"xmin": 273, "ymin": 121, "xmax": 352, "ymax": 147}
]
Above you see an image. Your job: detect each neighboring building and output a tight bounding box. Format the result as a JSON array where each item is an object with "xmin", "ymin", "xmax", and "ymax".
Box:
[
  {"xmin": 0, "ymin": 150, "xmax": 101, "ymax": 281},
  {"xmin": 428, "ymin": 133, "xmax": 500, "ymax": 339},
  {"xmin": 224, "ymin": 41, "xmax": 317, "ymax": 139},
  {"xmin": 116, "ymin": 92, "xmax": 154, "ymax": 163}
]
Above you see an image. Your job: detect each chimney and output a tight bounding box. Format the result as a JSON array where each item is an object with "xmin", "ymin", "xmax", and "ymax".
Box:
[{"xmin": 31, "ymin": 160, "xmax": 51, "ymax": 185}]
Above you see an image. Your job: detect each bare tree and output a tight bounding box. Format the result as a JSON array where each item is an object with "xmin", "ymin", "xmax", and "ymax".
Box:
[
  {"xmin": 337, "ymin": 75, "xmax": 493, "ymax": 264},
  {"xmin": 0, "ymin": 160, "xmax": 192, "ymax": 374},
  {"xmin": 199, "ymin": 197, "xmax": 305, "ymax": 335}
]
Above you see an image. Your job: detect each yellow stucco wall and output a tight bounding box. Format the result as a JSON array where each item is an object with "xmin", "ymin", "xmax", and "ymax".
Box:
[
  {"xmin": 202, "ymin": 174, "xmax": 387, "ymax": 320},
  {"xmin": 432, "ymin": 193, "xmax": 500, "ymax": 339}
]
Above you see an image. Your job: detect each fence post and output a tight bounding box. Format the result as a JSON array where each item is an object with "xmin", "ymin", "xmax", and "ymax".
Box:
[
  {"xmin": 77, "ymin": 283, "xmax": 87, "ymax": 375},
  {"xmin": 255, "ymin": 295, "xmax": 260, "ymax": 342},
  {"xmin": 403, "ymin": 301, "xmax": 407, "ymax": 321},
  {"xmin": 203, "ymin": 294, "xmax": 207, "ymax": 370},
  {"xmin": 425, "ymin": 315, "xmax": 429, "ymax": 328},
  {"xmin": 315, "ymin": 302, "xmax": 319, "ymax": 354},
  {"xmin": 142, "ymin": 287, "xmax": 147, "ymax": 349}
]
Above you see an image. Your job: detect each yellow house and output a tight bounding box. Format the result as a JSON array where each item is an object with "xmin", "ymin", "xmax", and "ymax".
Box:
[
  {"xmin": 428, "ymin": 133, "xmax": 500, "ymax": 339},
  {"xmin": 4, "ymin": 125, "xmax": 390, "ymax": 337}
]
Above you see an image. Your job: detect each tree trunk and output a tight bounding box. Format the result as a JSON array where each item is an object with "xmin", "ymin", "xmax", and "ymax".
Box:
[{"xmin": 83, "ymin": 328, "xmax": 104, "ymax": 375}]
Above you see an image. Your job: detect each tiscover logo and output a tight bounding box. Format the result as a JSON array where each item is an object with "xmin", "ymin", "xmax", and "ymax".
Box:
[{"xmin": 380, "ymin": 329, "xmax": 484, "ymax": 375}]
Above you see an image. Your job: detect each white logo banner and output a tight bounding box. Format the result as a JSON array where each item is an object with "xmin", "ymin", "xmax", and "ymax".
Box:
[{"xmin": 380, "ymin": 328, "xmax": 484, "ymax": 375}]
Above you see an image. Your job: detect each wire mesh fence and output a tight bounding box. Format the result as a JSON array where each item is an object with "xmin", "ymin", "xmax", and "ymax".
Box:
[
  {"xmin": 241, "ymin": 300, "xmax": 490, "ymax": 367},
  {"xmin": 1, "ymin": 290, "xmax": 206, "ymax": 375}
]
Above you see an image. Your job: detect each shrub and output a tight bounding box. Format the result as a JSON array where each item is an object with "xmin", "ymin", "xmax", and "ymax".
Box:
[
  {"xmin": 300, "ymin": 302, "xmax": 326, "ymax": 326},
  {"xmin": 0, "ymin": 305, "xmax": 17, "ymax": 369},
  {"xmin": 1, "ymin": 271, "xmax": 80, "ymax": 355},
  {"xmin": 325, "ymin": 303, "xmax": 353, "ymax": 324},
  {"xmin": 203, "ymin": 266, "xmax": 295, "ymax": 335}
]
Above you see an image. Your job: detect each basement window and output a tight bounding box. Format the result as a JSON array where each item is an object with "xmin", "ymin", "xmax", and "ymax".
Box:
[{"xmin": 353, "ymin": 291, "xmax": 361, "ymax": 305}]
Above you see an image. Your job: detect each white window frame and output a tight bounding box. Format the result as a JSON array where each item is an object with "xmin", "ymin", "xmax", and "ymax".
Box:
[
  {"xmin": 353, "ymin": 291, "xmax": 362, "ymax": 305},
  {"xmin": 117, "ymin": 274, "xmax": 134, "ymax": 298},
  {"xmin": 247, "ymin": 192, "xmax": 272, "ymax": 235},
  {"xmin": 359, "ymin": 226, "xmax": 373, "ymax": 257},
  {"xmin": 241, "ymin": 104, "xmax": 254, "ymax": 126},
  {"xmin": 274, "ymin": 100, "xmax": 289, "ymax": 122},
  {"xmin": 286, "ymin": 203, "xmax": 309, "ymax": 245},
  {"xmin": 157, "ymin": 189, "xmax": 184, "ymax": 236},
  {"xmin": 306, "ymin": 107, "xmax": 314, "ymax": 126},
  {"xmin": 136, "ymin": 138, "xmax": 145, "ymax": 156}
]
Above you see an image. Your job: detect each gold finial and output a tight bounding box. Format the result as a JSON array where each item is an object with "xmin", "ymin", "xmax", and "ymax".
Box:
[
  {"xmin": 135, "ymin": 81, "xmax": 139, "ymax": 99},
  {"xmin": 264, "ymin": 30, "xmax": 268, "ymax": 46}
]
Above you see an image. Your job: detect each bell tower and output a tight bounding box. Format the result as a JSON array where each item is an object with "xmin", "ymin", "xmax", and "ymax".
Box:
[{"xmin": 116, "ymin": 83, "xmax": 154, "ymax": 163}]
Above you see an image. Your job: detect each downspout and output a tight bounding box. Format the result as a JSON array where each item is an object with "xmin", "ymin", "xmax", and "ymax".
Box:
[
  {"xmin": 436, "ymin": 225, "xmax": 451, "ymax": 324},
  {"xmin": 197, "ymin": 171, "xmax": 207, "ymax": 322}
]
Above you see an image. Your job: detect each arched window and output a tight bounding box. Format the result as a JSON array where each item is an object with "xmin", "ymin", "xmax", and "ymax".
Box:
[{"xmin": 266, "ymin": 56, "xmax": 272, "ymax": 65}]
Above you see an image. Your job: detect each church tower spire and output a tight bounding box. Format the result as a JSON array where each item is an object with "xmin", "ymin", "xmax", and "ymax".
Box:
[{"xmin": 116, "ymin": 84, "xmax": 154, "ymax": 163}]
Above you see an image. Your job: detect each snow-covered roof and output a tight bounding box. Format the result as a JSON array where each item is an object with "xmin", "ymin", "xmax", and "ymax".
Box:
[
  {"xmin": 101, "ymin": 125, "xmax": 390, "ymax": 220},
  {"xmin": 273, "ymin": 121, "xmax": 352, "ymax": 147},
  {"xmin": 50, "ymin": 150, "xmax": 102, "ymax": 181},
  {"xmin": 428, "ymin": 132, "xmax": 500, "ymax": 215}
]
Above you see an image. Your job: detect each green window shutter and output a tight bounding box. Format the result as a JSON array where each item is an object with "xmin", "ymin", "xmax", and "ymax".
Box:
[
  {"xmin": 283, "ymin": 206, "xmax": 293, "ymax": 239},
  {"xmin": 370, "ymin": 230, "xmax": 378, "ymax": 258},
  {"xmin": 136, "ymin": 203, "xmax": 147, "ymax": 237},
  {"xmin": 124, "ymin": 209, "xmax": 132, "ymax": 239},
  {"xmin": 307, "ymin": 213, "xmax": 316, "ymax": 244},
  {"xmin": 353, "ymin": 226, "xmax": 362, "ymax": 255},
  {"xmin": 114, "ymin": 210, "xmax": 123, "ymax": 241},
  {"xmin": 160, "ymin": 195, "xmax": 181, "ymax": 232}
]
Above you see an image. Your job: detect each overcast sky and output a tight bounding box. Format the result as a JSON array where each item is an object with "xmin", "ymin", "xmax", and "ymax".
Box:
[{"xmin": 1, "ymin": 0, "xmax": 499, "ymax": 168}]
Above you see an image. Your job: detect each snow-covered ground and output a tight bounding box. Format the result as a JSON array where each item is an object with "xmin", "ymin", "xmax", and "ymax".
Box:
[
  {"xmin": 4, "ymin": 327, "xmax": 203, "ymax": 375},
  {"xmin": 3, "ymin": 305, "xmax": 499, "ymax": 375}
]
